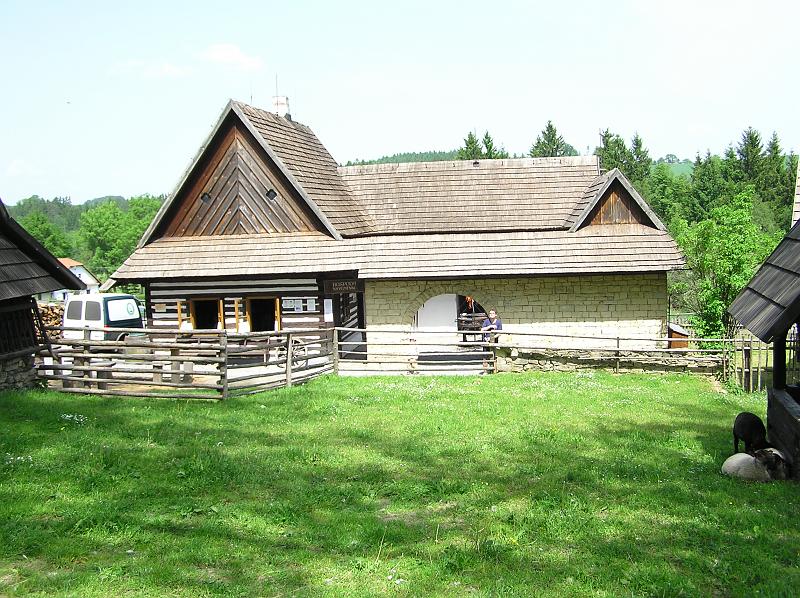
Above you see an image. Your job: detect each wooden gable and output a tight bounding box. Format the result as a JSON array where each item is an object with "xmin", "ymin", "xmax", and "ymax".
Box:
[
  {"xmin": 585, "ymin": 180, "xmax": 652, "ymax": 227},
  {"xmin": 160, "ymin": 121, "xmax": 324, "ymax": 238}
]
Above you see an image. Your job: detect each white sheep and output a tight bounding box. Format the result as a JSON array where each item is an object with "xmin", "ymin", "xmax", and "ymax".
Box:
[{"xmin": 721, "ymin": 448, "xmax": 788, "ymax": 482}]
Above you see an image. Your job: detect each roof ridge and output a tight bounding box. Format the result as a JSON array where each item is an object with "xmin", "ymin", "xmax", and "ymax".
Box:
[{"xmin": 338, "ymin": 155, "xmax": 599, "ymax": 174}]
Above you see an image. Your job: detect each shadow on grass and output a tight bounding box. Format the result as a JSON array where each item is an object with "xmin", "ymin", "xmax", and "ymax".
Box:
[{"xmin": 0, "ymin": 373, "xmax": 798, "ymax": 596}]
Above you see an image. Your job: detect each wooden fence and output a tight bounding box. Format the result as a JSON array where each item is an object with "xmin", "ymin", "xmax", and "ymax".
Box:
[
  {"xmin": 332, "ymin": 326, "xmax": 798, "ymax": 391},
  {"xmin": 36, "ymin": 326, "xmax": 336, "ymax": 400},
  {"xmin": 34, "ymin": 326, "xmax": 797, "ymax": 399}
]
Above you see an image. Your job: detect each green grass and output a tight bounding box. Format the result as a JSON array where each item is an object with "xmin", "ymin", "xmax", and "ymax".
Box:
[{"xmin": 1, "ymin": 372, "xmax": 798, "ymax": 597}]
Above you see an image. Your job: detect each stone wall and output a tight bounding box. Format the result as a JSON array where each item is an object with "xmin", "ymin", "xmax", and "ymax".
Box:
[
  {"xmin": 0, "ymin": 355, "xmax": 37, "ymax": 391},
  {"xmin": 495, "ymin": 347, "xmax": 722, "ymax": 375},
  {"xmin": 363, "ymin": 273, "xmax": 668, "ymax": 356}
]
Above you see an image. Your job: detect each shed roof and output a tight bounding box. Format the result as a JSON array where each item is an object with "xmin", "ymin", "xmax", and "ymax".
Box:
[
  {"xmin": 113, "ymin": 224, "xmax": 683, "ymax": 282},
  {"xmin": 728, "ymin": 218, "xmax": 800, "ymax": 342},
  {"xmin": 0, "ymin": 200, "xmax": 85, "ymax": 301}
]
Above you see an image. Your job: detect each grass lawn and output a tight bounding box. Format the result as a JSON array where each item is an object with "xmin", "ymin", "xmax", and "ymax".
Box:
[{"xmin": 1, "ymin": 372, "xmax": 798, "ymax": 597}]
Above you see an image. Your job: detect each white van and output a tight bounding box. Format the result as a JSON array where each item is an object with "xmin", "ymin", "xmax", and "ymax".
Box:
[{"xmin": 63, "ymin": 293, "xmax": 144, "ymax": 340}]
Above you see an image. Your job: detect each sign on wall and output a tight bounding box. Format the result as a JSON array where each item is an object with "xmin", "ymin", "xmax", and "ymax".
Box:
[{"xmin": 323, "ymin": 279, "xmax": 363, "ymax": 294}]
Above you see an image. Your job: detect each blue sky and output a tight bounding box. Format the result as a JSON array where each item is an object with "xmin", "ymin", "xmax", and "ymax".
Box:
[{"xmin": 1, "ymin": 0, "xmax": 798, "ymax": 204}]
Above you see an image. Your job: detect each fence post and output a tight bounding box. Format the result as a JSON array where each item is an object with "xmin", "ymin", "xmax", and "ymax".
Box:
[
  {"xmin": 615, "ymin": 336, "xmax": 620, "ymax": 374},
  {"xmin": 331, "ymin": 328, "xmax": 340, "ymax": 374},
  {"xmin": 219, "ymin": 331, "xmax": 228, "ymax": 400},
  {"xmin": 743, "ymin": 342, "xmax": 752, "ymax": 392},
  {"xmin": 81, "ymin": 327, "xmax": 91, "ymax": 388},
  {"xmin": 285, "ymin": 332, "xmax": 293, "ymax": 387}
]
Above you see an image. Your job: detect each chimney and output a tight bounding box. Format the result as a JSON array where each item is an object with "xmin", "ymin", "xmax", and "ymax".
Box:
[{"xmin": 273, "ymin": 95, "xmax": 291, "ymax": 120}]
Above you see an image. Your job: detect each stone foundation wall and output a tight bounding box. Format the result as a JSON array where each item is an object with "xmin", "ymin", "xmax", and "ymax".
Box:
[
  {"xmin": 495, "ymin": 347, "xmax": 722, "ymax": 375},
  {"xmin": 0, "ymin": 355, "xmax": 37, "ymax": 391},
  {"xmin": 364, "ymin": 273, "xmax": 668, "ymax": 358}
]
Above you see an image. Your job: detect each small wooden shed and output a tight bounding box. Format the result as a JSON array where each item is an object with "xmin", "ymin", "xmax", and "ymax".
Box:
[
  {"xmin": 728, "ymin": 218, "xmax": 800, "ymax": 479},
  {"xmin": 0, "ymin": 199, "xmax": 85, "ymax": 389}
]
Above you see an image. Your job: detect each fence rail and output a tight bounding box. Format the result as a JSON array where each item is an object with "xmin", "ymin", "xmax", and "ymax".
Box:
[
  {"xmin": 331, "ymin": 326, "xmax": 798, "ymax": 390},
  {"xmin": 35, "ymin": 326, "xmax": 336, "ymax": 400},
  {"xmin": 33, "ymin": 325, "xmax": 797, "ymax": 398}
]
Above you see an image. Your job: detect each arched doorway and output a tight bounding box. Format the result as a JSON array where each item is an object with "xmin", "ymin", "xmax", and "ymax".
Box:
[{"xmin": 413, "ymin": 294, "xmax": 488, "ymax": 356}]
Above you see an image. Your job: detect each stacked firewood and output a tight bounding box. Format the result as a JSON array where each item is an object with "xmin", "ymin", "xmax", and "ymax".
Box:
[{"xmin": 37, "ymin": 303, "xmax": 64, "ymax": 338}]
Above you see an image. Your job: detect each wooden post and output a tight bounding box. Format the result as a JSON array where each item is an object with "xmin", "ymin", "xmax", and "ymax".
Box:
[
  {"xmin": 757, "ymin": 339, "xmax": 763, "ymax": 392},
  {"xmin": 615, "ymin": 336, "xmax": 620, "ymax": 374},
  {"xmin": 82, "ymin": 328, "xmax": 91, "ymax": 388},
  {"xmin": 285, "ymin": 332, "xmax": 293, "ymax": 387},
  {"xmin": 331, "ymin": 328, "xmax": 340, "ymax": 374},
  {"xmin": 168, "ymin": 348, "xmax": 179, "ymax": 382},
  {"xmin": 182, "ymin": 361, "xmax": 194, "ymax": 384},
  {"xmin": 219, "ymin": 331, "xmax": 229, "ymax": 400},
  {"xmin": 774, "ymin": 334, "xmax": 787, "ymax": 390},
  {"xmin": 743, "ymin": 342, "xmax": 752, "ymax": 392}
]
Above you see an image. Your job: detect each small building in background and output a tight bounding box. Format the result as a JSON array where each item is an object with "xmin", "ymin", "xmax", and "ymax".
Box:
[
  {"xmin": 36, "ymin": 258, "xmax": 100, "ymax": 302},
  {"xmin": 0, "ymin": 199, "xmax": 85, "ymax": 390}
]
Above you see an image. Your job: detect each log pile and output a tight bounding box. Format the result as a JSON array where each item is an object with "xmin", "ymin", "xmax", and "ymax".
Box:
[{"xmin": 38, "ymin": 303, "xmax": 64, "ymax": 339}]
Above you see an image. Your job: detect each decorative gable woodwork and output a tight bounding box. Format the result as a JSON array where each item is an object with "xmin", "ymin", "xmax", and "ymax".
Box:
[
  {"xmin": 586, "ymin": 181, "xmax": 652, "ymax": 227},
  {"xmin": 161, "ymin": 124, "xmax": 322, "ymax": 237}
]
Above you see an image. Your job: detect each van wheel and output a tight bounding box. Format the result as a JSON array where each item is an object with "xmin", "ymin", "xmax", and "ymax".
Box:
[{"xmin": 116, "ymin": 333, "xmax": 128, "ymax": 342}]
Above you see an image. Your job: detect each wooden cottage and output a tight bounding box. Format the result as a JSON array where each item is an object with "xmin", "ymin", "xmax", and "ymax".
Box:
[
  {"xmin": 728, "ymin": 161, "xmax": 800, "ymax": 478},
  {"xmin": 110, "ymin": 100, "xmax": 684, "ymax": 351},
  {"xmin": 0, "ymin": 199, "xmax": 85, "ymax": 389}
]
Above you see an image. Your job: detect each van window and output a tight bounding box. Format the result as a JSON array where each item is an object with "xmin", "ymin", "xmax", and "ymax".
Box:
[
  {"xmin": 106, "ymin": 298, "xmax": 140, "ymax": 323},
  {"xmin": 66, "ymin": 300, "xmax": 83, "ymax": 320},
  {"xmin": 85, "ymin": 301, "xmax": 102, "ymax": 321}
]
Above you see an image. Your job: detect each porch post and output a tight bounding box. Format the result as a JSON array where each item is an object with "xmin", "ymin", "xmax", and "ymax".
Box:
[{"xmin": 773, "ymin": 332, "xmax": 787, "ymax": 390}]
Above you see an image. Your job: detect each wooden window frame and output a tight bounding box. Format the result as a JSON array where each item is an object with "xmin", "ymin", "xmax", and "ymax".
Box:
[
  {"xmin": 189, "ymin": 297, "xmax": 224, "ymax": 330},
  {"xmin": 245, "ymin": 296, "xmax": 281, "ymax": 332}
]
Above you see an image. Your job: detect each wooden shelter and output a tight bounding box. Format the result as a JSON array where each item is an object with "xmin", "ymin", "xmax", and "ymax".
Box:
[
  {"xmin": 728, "ymin": 216, "xmax": 800, "ymax": 479},
  {"xmin": 0, "ymin": 198, "xmax": 84, "ymax": 389},
  {"xmin": 110, "ymin": 100, "xmax": 684, "ymax": 351}
]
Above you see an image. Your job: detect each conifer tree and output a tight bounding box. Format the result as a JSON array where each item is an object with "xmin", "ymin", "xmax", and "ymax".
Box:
[
  {"xmin": 628, "ymin": 133, "xmax": 652, "ymax": 185},
  {"xmin": 529, "ymin": 121, "xmax": 577, "ymax": 157},
  {"xmin": 482, "ymin": 132, "xmax": 509, "ymax": 159},
  {"xmin": 736, "ymin": 127, "xmax": 764, "ymax": 182},
  {"xmin": 456, "ymin": 132, "xmax": 484, "ymax": 160}
]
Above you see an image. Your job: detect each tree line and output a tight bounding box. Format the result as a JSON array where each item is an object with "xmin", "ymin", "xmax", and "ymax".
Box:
[{"xmin": 10, "ymin": 194, "xmax": 164, "ymax": 282}]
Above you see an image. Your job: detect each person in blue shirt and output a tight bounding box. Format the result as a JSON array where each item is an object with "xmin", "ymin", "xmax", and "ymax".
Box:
[{"xmin": 481, "ymin": 309, "xmax": 502, "ymax": 342}]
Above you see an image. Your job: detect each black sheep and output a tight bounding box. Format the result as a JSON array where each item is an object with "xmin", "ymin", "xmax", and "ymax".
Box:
[{"xmin": 733, "ymin": 412, "xmax": 769, "ymax": 454}]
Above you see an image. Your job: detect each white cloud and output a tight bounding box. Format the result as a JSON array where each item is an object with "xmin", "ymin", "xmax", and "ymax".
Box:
[{"xmin": 200, "ymin": 43, "xmax": 263, "ymax": 72}]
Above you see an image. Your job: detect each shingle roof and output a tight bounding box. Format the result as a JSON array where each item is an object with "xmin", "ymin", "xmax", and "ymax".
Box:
[
  {"xmin": 728, "ymin": 219, "xmax": 800, "ymax": 342},
  {"xmin": 113, "ymin": 224, "xmax": 684, "ymax": 282},
  {"xmin": 0, "ymin": 200, "xmax": 85, "ymax": 301},
  {"xmin": 234, "ymin": 103, "xmax": 375, "ymax": 236},
  {"xmin": 339, "ymin": 156, "xmax": 600, "ymax": 234},
  {"xmin": 124, "ymin": 101, "xmax": 685, "ymax": 284}
]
